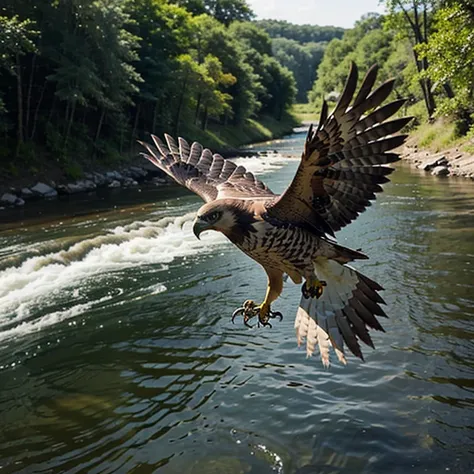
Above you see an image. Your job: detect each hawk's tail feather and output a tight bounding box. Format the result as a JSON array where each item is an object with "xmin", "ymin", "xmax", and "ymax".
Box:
[{"xmin": 294, "ymin": 259, "xmax": 386, "ymax": 367}]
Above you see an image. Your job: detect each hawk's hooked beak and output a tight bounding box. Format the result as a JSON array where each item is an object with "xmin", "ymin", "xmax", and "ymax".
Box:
[{"xmin": 192, "ymin": 217, "xmax": 209, "ymax": 240}]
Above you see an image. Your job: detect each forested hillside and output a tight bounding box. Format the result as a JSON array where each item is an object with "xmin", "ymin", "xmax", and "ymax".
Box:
[
  {"xmin": 258, "ymin": 20, "xmax": 344, "ymax": 102},
  {"xmin": 309, "ymin": 2, "xmax": 474, "ymax": 145},
  {"xmin": 0, "ymin": 0, "xmax": 297, "ymax": 180}
]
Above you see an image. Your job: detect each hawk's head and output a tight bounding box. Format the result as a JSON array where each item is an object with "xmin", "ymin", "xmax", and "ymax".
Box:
[{"xmin": 192, "ymin": 201, "xmax": 239, "ymax": 240}]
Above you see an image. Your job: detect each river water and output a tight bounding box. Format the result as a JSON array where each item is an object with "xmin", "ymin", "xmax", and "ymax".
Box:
[{"xmin": 0, "ymin": 133, "xmax": 473, "ymax": 473}]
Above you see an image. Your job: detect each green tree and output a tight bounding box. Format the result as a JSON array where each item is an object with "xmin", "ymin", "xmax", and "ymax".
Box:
[
  {"xmin": 382, "ymin": 0, "xmax": 438, "ymax": 117},
  {"xmin": 309, "ymin": 14, "xmax": 393, "ymax": 105},
  {"xmin": 272, "ymin": 38, "xmax": 325, "ymax": 102},
  {"xmin": 126, "ymin": 0, "xmax": 191, "ymax": 141},
  {"xmin": 417, "ymin": 2, "xmax": 474, "ymax": 132},
  {"xmin": 257, "ymin": 20, "xmax": 344, "ymax": 43},
  {"xmin": 0, "ymin": 15, "xmax": 37, "ymax": 153},
  {"xmin": 191, "ymin": 15, "xmax": 259, "ymax": 124},
  {"xmin": 172, "ymin": 0, "xmax": 254, "ymax": 25}
]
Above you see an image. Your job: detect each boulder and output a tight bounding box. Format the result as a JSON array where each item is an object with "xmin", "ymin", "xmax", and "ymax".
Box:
[
  {"xmin": 130, "ymin": 165, "xmax": 147, "ymax": 174},
  {"xmin": 108, "ymin": 180, "xmax": 121, "ymax": 188},
  {"xmin": 128, "ymin": 166, "xmax": 148, "ymax": 180},
  {"xmin": 76, "ymin": 179, "xmax": 96, "ymax": 191},
  {"xmin": 57, "ymin": 180, "xmax": 96, "ymax": 194},
  {"xmin": 1, "ymin": 193, "xmax": 25, "ymax": 206},
  {"xmin": 1, "ymin": 193, "xmax": 18, "ymax": 205},
  {"xmin": 431, "ymin": 166, "xmax": 449, "ymax": 176},
  {"xmin": 151, "ymin": 177, "xmax": 167, "ymax": 185},
  {"xmin": 106, "ymin": 171, "xmax": 123, "ymax": 181},
  {"xmin": 92, "ymin": 172, "xmax": 107, "ymax": 186},
  {"xmin": 419, "ymin": 155, "xmax": 448, "ymax": 171},
  {"xmin": 31, "ymin": 182, "xmax": 58, "ymax": 198},
  {"xmin": 20, "ymin": 187, "xmax": 34, "ymax": 199},
  {"xmin": 122, "ymin": 177, "xmax": 138, "ymax": 187}
]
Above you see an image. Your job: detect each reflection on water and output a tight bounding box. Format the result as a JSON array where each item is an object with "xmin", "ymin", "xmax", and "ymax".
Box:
[{"xmin": 0, "ymin": 135, "xmax": 473, "ymax": 473}]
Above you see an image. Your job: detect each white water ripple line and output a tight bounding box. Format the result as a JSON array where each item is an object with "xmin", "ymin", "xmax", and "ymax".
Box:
[{"xmin": 0, "ymin": 213, "xmax": 226, "ymax": 340}]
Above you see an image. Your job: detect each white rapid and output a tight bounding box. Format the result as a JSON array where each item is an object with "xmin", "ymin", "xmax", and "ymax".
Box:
[{"xmin": 0, "ymin": 154, "xmax": 292, "ymax": 342}]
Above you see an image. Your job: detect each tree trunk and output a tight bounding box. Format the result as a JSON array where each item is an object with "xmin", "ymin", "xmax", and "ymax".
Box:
[
  {"xmin": 202, "ymin": 105, "xmax": 208, "ymax": 131},
  {"xmin": 15, "ymin": 53, "xmax": 24, "ymax": 156},
  {"xmin": 64, "ymin": 100, "xmax": 76, "ymax": 149},
  {"xmin": 31, "ymin": 80, "xmax": 46, "ymax": 140},
  {"xmin": 47, "ymin": 95, "xmax": 57, "ymax": 126},
  {"xmin": 397, "ymin": 0, "xmax": 436, "ymax": 117},
  {"xmin": 194, "ymin": 93, "xmax": 202, "ymax": 125},
  {"xmin": 95, "ymin": 108, "xmax": 105, "ymax": 143},
  {"xmin": 174, "ymin": 74, "xmax": 188, "ymax": 136},
  {"xmin": 443, "ymin": 82, "xmax": 455, "ymax": 99},
  {"xmin": 130, "ymin": 101, "xmax": 141, "ymax": 148},
  {"xmin": 152, "ymin": 99, "xmax": 159, "ymax": 134},
  {"xmin": 25, "ymin": 54, "xmax": 36, "ymax": 140}
]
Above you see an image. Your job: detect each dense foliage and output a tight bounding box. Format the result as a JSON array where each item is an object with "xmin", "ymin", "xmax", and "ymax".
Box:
[
  {"xmin": 0, "ymin": 0, "xmax": 296, "ymax": 176},
  {"xmin": 309, "ymin": 4, "xmax": 474, "ymax": 135},
  {"xmin": 257, "ymin": 20, "xmax": 344, "ymax": 103},
  {"xmin": 256, "ymin": 20, "xmax": 344, "ymax": 44},
  {"xmin": 416, "ymin": 0, "xmax": 474, "ymax": 133}
]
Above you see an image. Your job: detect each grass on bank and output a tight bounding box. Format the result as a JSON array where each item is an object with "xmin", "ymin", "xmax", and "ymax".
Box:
[
  {"xmin": 408, "ymin": 115, "xmax": 474, "ymax": 155},
  {"xmin": 176, "ymin": 112, "xmax": 300, "ymax": 151},
  {"xmin": 0, "ymin": 112, "xmax": 300, "ymax": 188},
  {"xmin": 291, "ymin": 103, "xmax": 320, "ymax": 123}
]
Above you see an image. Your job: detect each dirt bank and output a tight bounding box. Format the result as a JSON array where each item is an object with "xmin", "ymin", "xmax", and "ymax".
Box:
[{"xmin": 400, "ymin": 140, "xmax": 474, "ymax": 179}]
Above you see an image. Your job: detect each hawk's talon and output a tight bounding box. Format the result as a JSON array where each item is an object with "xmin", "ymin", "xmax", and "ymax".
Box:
[
  {"xmin": 231, "ymin": 307, "xmax": 245, "ymax": 323},
  {"xmin": 302, "ymin": 279, "xmax": 327, "ymax": 299},
  {"xmin": 269, "ymin": 311, "xmax": 283, "ymax": 321},
  {"xmin": 231, "ymin": 300, "xmax": 283, "ymax": 328}
]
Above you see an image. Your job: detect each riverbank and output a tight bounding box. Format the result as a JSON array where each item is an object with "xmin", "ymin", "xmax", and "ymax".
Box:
[
  {"xmin": 400, "ymin": 142, "xmax": 474, "ymax": 178},
  {"xmin": 0, "ymin": 113, "xmax": 298, "ymax": 209},
  {"xmin": 399, "ymin": 121, "xmax": 474, "ymax": 179}
]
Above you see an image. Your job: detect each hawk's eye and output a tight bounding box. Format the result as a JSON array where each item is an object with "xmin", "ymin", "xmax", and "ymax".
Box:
[{"xmin": 205, "ymin": 212, "xmax": 220, "ymax": 223}]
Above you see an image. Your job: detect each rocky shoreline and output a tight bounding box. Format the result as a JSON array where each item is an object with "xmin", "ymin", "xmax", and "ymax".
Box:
[
  {"xmin": 400, "ymin": 143, "xmax": 474, "ymax": 179},
  {"xmin": 0, "ymin": 162, "xmax": 173, "ymax": 209},
  {"xmin": 0, "ymin": 149, "xmax": 272, "ymax": 209}
]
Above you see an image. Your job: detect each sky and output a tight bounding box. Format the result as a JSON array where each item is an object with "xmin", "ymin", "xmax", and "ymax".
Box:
[{"xmin": 247, "ymin": 0, "xmax": 385, "ymax": 28}]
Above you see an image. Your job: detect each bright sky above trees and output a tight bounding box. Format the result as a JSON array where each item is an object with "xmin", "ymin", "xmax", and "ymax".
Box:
[{"xmin": 247, "ymin": 0, "xmax": 385, "ymax": 28}]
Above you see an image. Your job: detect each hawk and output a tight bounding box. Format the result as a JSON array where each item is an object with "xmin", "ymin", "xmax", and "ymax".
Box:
[{"xmin": 139, "ymin": 63, "xmax": 411, "ymax": 366}]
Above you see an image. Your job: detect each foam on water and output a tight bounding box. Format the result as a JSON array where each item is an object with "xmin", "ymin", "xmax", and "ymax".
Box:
[
  {"xmin": 0, "ymin": 213, "xmax": 226, "ymax": 340},
  {"xmin": 231, "ymin": 154, "xmax": 292, "ymax": 175},
  {"xmin": 0, "ymin": 153, "xmax": 291, "ymax": 342}
]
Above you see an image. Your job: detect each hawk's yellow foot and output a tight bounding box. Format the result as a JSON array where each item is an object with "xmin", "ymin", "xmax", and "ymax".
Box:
[
  {"xmin": 302, "ymin": 277, "xmax": 327, "ymax": 299},
  {"xmin": 231, "ymin": 299, "xmax": 283, "ymax": 328}
]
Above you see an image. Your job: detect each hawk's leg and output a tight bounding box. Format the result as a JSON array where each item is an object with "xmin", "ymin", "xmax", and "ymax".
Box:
[
  {"xmin": 302, "ymin": 275, "xmax": 327, "ymax": 299},
  {"xmin": 231, "ymin": 269, "xmax": 284, "ymax": 328}
]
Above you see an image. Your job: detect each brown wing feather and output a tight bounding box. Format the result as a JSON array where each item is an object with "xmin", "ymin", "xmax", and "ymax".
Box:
[
  {"xmin": 139, "ymin": 135, "xmax": 275, "ymax": 203},
  {"xmin": 266, "ymin": 62, "xmax": 412, "ymax": 236}
]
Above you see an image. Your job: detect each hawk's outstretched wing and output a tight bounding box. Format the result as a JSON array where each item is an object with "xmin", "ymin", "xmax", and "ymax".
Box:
[
  {"xmin": 266, "ymin": 62, "xmax": 412, "ymax": 236},
  {"xmin": 139, "ymin": 134, "xmax": 275, "ymax": 202}
]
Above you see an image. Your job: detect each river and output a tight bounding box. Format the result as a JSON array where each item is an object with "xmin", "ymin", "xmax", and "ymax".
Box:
[{"xmin": 0, "ymin": 133, "xmax": 473, "ymax": 473}]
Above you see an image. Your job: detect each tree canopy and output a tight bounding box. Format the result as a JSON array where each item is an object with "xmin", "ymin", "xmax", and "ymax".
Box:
[
  {"xmin": 258, "ymin": 20, "xmax": 344, "ymax": 103},
  {"xmin": 0, "ymin": 0, "xmax": 297, "ymax": 176}
]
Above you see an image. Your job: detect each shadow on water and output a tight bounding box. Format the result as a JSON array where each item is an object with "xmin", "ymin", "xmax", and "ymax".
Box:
[{"xmin": 0, "ymin": 135, "xmax": 473, "ymax": 473}]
